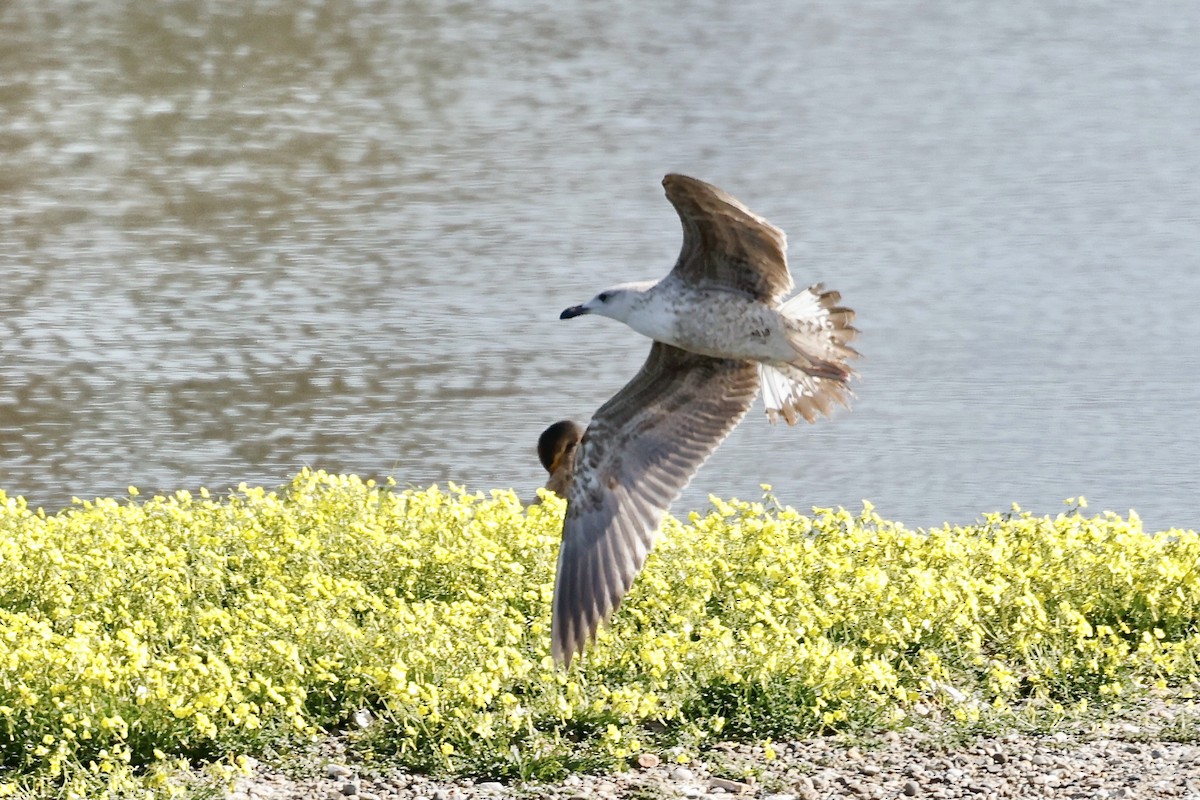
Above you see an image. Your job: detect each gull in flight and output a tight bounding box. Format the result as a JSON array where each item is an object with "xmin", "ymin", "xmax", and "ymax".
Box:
[{"xmin": 550, "ymin": 173, "xmax": 859, "ymax": 666}]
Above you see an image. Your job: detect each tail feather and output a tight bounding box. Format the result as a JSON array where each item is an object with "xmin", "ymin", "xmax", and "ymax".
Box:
[
  {"xmin": 763, "ymin": 284, "xmax": 860, "ymax": 425},
  {"xmin": 760, "ymin": 363, "xmax": 853, "ymax": 424}
]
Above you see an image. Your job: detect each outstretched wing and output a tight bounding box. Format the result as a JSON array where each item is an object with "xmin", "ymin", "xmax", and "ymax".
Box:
[
  {"xmin": 663, "ymin": 173, "xmax": 794, "ymax": 303},
  {"xmin": 552, "ymin": 342, "xmax": 760, "ymax": 666}
]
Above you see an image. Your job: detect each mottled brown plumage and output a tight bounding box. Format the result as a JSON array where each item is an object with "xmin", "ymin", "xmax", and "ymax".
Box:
[
  {"xmin": 551, "ymin": 174, "xmax": 859, "ymax": 666},
  {"xmin": 663, "ymin": 173, "xmax": 794, "ymax": 304}
]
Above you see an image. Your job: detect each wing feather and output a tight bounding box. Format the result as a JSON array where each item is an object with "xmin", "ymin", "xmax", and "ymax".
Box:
[
  {"xmin": 662, "ymin": 173, "xmax": 794, "ymax": 303},
  {"xmin": 551, "ymin": 342, "xmax": 760, "ymax": 666}
]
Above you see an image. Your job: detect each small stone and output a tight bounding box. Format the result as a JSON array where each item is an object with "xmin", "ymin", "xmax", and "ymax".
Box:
[
  {"xmin": 476, "ymin": 782, "xmax": 504, "ymax": 792},
  {"xmin": 944, "ymin": 768, "xmax": 965, "ymax": 783},
  {"xmin": 326, "ymin": 764, "xmax": 353, "ymax": 780},
  {"xmin": 432, "ymin": 790, "xmax": 452, "ymax": 800},
  {"xmin": 637, "ymin": 752, "xmax": 661, "ymax": 769},
  {"xmin": 903, "ymin": 780, "xmax": 920, "ymax": 796},
  {"xmin": 340, "ymin": 782, "xmax": 358, "ymax": 796},
  {"xmin": 991, "ymin": 751, "xmax": 1008, "ymax": 764},
  {"xmin": 1031, "ymin": 755, "xmax": 1052, "ymax": 766},
  {"xmin": 563, "ymin": 775, "xmax": 582, "ymax": 787},
  {"xmin": 764, "ymin": 795, "xmax": 798, "ymax": 800},
  {"xmin": 672, "ymin": 767, "xmax": 697, "ymax": 782},
  {"xmin": 794, "ymin": 776, "xmax": 815, "ymax": 791},
  {"xmin": 860, "ymin": 764, "xmax": 881, "ymax": 777},
  {"xmin": 1150, "ymin": 747, "xmax": 1165, "ymax": 759},
  {"xmin": 709, "ymin": 777, "xmax": 752, "ymax": 794}
]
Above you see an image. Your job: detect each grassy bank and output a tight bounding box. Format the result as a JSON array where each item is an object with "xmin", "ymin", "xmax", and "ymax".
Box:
[{"xmin": 0, "ymin": 469, "xmax": 1197, "ymax": 797}]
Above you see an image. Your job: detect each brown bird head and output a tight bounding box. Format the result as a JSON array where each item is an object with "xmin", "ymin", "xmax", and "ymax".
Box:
[{"xmin": 537, "ymin": 420, "xmax": 585, "ymax": 477}]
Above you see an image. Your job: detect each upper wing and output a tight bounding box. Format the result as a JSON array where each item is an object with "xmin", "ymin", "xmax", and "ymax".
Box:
[
  {"xmin": 663, "ymin": 173, "xmax": 794, "ymax": 303},
  {"xmin": 551, "ymin": 342, "xmax": 760, "ymax": 666}
]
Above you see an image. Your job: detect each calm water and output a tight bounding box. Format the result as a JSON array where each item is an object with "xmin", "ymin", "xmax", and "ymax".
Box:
[{"xmin": 2, "ymin": 1, "xmax": 1199, "ymax": 530}]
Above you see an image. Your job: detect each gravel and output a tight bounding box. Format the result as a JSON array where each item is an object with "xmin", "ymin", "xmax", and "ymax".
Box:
[{"xmin": 223, "ymin": 699, "xmax": 1200, "ymax": 800}]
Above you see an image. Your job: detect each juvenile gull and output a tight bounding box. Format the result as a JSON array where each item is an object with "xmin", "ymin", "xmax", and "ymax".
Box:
[{"xmin": 551, "ymin": 173, "xmax": 859, "ymax": 666}]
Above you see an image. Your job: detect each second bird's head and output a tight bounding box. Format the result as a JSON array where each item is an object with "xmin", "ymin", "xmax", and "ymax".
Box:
[{"xmin": 560, "ymin": 281, "xmax": 654, "ymax": 323}]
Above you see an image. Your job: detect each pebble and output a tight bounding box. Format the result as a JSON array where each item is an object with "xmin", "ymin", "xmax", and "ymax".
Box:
[
  {"xmin": 709, "ymin": 776, "xmax": 752, "ymax": 794},
  {"xmin": 475, "ymin": 782, "xmax": 504, "ymax": 792},
  {"xmin": 903, "ymin": 779, "xmax": 920, "ymax": 796},
  {"xmin": 636, "ymin": 752, "xmax": 660, "ymax": 768},
  {"xmin": 671, "ymin": 766, "xmax": 697, "ymax": 782},
  {"xmin": 325, "ymin": 764, "xmax": 353, "ymax": 779}
]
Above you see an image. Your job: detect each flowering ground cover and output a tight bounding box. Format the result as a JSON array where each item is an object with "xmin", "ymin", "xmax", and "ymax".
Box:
[{"xmin": 0, "ymin": 469, "xmax": 1197, "ymax": 797}]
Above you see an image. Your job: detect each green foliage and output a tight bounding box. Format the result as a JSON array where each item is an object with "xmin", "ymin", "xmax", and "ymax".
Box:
[{"xmin": 0, "ymin": 471, "xmax": 1197, "ymax": 796}]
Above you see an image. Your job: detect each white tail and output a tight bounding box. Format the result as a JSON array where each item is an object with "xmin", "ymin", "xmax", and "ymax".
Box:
[{"xmin": 760, "ymin": 284, "xmax": 859, "ymax": 425}]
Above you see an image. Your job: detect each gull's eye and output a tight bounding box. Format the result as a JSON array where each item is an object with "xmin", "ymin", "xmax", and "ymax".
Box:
[{"xmin": 598, "ymin": 292, "xmax": 612, "ymax": 302}]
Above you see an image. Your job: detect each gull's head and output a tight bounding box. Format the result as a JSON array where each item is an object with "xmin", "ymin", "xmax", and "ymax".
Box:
[{"xmin": 560, "ymin": 282, "xmax": 653, "ymax": 323}]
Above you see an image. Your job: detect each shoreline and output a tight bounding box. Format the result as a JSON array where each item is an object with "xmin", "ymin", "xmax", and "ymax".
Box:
[{"xmin": 223, "ymin": 694, "xmax": 1200, "ymax": 800}]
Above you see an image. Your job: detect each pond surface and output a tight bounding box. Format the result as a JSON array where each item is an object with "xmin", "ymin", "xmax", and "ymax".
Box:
[{"xmin": 3, "ymin": 0, "xmax": 1199, "ymax": 530}]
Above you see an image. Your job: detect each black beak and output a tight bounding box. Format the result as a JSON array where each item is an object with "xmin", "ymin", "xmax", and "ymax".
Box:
[{"xmin": 560, "ymin": 305, "xmax": 589, "ymax": 320}]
